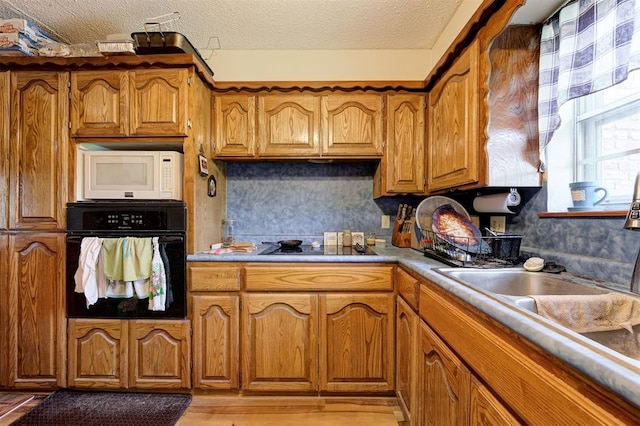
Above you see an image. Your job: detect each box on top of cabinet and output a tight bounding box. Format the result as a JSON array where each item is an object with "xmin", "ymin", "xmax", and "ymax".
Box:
[{"xmin": 0, "ymin": 19, "xmax": 57, "ymax": 45}]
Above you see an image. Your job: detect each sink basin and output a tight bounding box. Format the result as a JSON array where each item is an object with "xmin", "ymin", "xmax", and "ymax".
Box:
[
  {"xmin": 435, "ymin": 268, "xmax": 608, "ymax": 297},
  {"xmin": 435, "ymin": 268, "xmax": 640, "ymax": 360}
]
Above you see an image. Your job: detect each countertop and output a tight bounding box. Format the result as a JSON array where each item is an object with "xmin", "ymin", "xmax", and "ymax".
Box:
[{"xmin": 188, "ymin": 245, "xmax": 640, "ymax": 409}]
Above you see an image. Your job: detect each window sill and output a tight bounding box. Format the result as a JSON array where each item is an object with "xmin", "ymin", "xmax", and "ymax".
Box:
[{"xmin": 539, "ymin": 210, "xmax": 627, "ymax": 218}]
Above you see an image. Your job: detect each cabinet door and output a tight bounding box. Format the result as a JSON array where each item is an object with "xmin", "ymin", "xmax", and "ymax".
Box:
[
  {"xmin": 419, "ymin": 320, "xmax": 471, "ymax": 426},
  {"xmin": 427, "ymin": 39, "xmax": 480, "ymax": 192},
  {"xmin": 71, "ymin": 71, "xmax": 129, "ymax": 137},
  {"xmin": 471, "ymin": 377, "xmax": 522, "ymax": 426},
  {"xmin": 129, "ymin": 320, "xmax": 191, "ymax": 390},
  {"xmin": 9, "ymin": 71, "xmax": 68, "ymax": 230},
  {"xmin": 242, "ymin": 293, "xmax": 318, "ymax": 392},
  {"xmin": 192, "ymin": 295, "xmax": 239, "ymax": 390},
  {"xmin": 2, "ymin": 233, "xmax": 65, "ymax": 388},
  {"xmin": 319, "ymin": 293, "xmax": 395, "ymax": 392},
  {"xmin": 0, "ymin": 72, "xmax": 8, "ymax": 230},
  {"xmin": 321, "ymin": 94, "xmax": 383, "ymax": 156},
  {"xmin": 396, "ymin": 296, "xmax": 420, "ymax": 426},
  {"xmin": 380, "ymin": 94, "xmax": 425, "ymax": 195},
  {"xmin": 67, "ymin": 319, "xmax": 128, "ymax": 389},
  {"xmin": 129, "ymin": 69, "xmax": 188, "ymax": 136},
  {"xmin": 257, "ymin": 95, "xmax": 321, "ymax": 157},
  {"xmin": 213, "ymin": 95, "xmax": 256, "ymax": 157}
]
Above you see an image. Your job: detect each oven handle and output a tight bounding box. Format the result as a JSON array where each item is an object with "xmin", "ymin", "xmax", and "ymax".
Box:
[{"xmin": 66, "ymin": 235, "xmax": 184, "ymax": 243}]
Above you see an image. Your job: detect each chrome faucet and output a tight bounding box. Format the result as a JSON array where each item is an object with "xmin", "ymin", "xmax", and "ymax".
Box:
[{"xmin": 625, "ymin": 171, "xmax": 640, "ymax": 293}]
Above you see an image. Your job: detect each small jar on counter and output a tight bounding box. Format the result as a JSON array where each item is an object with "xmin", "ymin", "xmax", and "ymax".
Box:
[
  {"xmin": 366, "ymin": 233, "xmax": 376, "ymax": 246},
  {"xmin": 222, "ymin": 218, "xmax": 236, "ymax": 247},
  {"xmin": 342, "ymin": 229, "xmax": 352, "ymax": 247}
]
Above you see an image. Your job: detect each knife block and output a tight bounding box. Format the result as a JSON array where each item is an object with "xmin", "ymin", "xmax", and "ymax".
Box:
[{"xmin": 392, "ymin": 219, "xmax": 411, "ymax": 248}]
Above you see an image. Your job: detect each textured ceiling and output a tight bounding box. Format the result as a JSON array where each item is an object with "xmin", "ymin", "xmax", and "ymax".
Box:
[{"xmin": 0, "ymin": 0, "xmax": 561, "ymax": 52}]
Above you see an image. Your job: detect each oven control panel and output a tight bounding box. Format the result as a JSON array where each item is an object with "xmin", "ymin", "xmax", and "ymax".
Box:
[{"xmin": 66, "ymin": 201, "xmax": 186, "ymax": 232}]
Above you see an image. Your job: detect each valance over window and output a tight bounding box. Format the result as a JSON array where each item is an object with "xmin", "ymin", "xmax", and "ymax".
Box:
[{"xmin": 538, "ymin": 0, "xmax": 640, "ymax": 150}]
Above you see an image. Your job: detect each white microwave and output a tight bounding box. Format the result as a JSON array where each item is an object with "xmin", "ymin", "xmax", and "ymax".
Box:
[{"xmin": 82, "ymin": 150, "xmax": 183, "ymax": 200}]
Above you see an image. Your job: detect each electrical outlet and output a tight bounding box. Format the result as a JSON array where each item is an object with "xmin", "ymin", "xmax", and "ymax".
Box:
[
  {"xmin": 381, "ymin": 215, "xmax": 391, "ymax": 229},
  {"xmin": 490, "ymin": 216, "xmax": 506, "ymax": 233}
]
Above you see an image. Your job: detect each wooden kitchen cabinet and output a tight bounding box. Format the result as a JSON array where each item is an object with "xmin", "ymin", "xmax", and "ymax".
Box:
[
  {"xmin": 396, "ymin": 295, "xmax": 420, "ymax": 426},
  {"xmin": 213, "ymin": 94, "xmax": 256, "ymax": 157},
  {"xmin": 70, "ymin": 68, "xmax": 188, "ymax": 137},
  {"xmin": 418, "ymin": 319, "xmax": 471, "ymax": 426},
  {"xmin": 1, "ymin": 233, "xmax": 66, "ymax": 389},
  {"xmin": 320, "ymin": 94, "xmax": 383, "ymax": 156},
  {"xmin": 242, "ymin": 263, "xmax": 394, "ymax": 394},
  {"xmin": 257, "ymin": 94, "xmax": 321, "ymax": 157},
  {"xmin": 427, "ymin": 39, "xmax": 480, "ymax": 192},
  {"xmin": 374, "ymin": 94, "xmax": 426, "ymax": 197},
  {"xmin": 470, "ymin": 377, "xmax": 521, "ymax": 426},
  {"xmin": 419, "ymin": 276, "xmax": 638, "ymax": 424},
  {"xmin": 8, "ymin": 71, "xmax": 69, "ymax": 230},
  {"xmin": 67, "ymin": 319, "xmax": 191, "ymax": 390},
  {"xmin": 0, "ymin": 71, "xmax": 8, "ymax": 229},
  {"xmin": 192, "ymin": 295, "xmax": 239, "ymax": 390},
  {"xmin": 71, "ymin": 70, "xmax": 129, "ymax": 137},
  {"xmin": 189, "ymin": 262, "xmax": 241, "ymax": 390},
  {"xmin": 242, "ymin": 293, "xmax": 319, "ymax": 392},
  {"xmin": 215, "ymin": 92, "xmax": 387, "ymax": 159},
  {"xmin": 319, "ymin": 293, "xmax": 395, "ymax": 392},
  {"xmin": 67, "ymin": 319, "xmax": 128, "ymax": 389}
]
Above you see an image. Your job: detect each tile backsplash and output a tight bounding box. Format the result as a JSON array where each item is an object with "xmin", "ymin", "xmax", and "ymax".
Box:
[
  {"xmin": 225, "ymin": 162, "xmax": 638, "ymax": 290},
  {"xmin": 510, "ymin": 183, "xmax": 639, "ymax": 289},
  {"xmin": 225, "ymin": 161, "xmax": 394, "ymax": 244}
]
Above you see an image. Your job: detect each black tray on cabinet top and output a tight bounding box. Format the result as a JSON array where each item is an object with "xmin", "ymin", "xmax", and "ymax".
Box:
[{"xmin": 131, "ymin": 31, "xmax": 214, "ymax": 76}]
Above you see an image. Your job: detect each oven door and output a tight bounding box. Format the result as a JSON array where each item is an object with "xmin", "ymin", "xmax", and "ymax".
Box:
[{"xmin": 66, "ymin": 234, "xmax": 186, "ymax": 319}]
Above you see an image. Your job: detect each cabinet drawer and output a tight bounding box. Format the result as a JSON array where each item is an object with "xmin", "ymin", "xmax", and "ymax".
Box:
[
  {"xmin": 396, "ymin": 267, "xmax": 419, "ymax": 310},
  {"xmin": 188, "ymin": 263, "xmax": 241, "ymax": 291},
  {"xmin": 245, "ymin": 263, "xmax": 394, "ymax": 291}
]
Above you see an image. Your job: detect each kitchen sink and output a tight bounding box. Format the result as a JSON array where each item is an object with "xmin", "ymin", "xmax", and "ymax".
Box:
[
  {"xmin": 435, "ymin": 268, "xmax": 640, "ymax": 360},
  {"xmin": 434, "ymin": 268, "xmax": 608, "ymax": 297}
]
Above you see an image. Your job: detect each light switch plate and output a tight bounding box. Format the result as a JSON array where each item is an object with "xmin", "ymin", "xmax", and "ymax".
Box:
[
  {"xmin": 381, "ymin": 215, "xmax": 391, "ymax": 229},
  {"xmin": 490, "ymin": 216, "xmax": 506, "ymax": 233}
]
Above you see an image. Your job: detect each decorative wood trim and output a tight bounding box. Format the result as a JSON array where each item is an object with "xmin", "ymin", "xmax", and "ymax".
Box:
[
  {"xmin": 211, "ymin": 81, "xmax": 427, "ymax": 94},
  {"xmin": 0, "ymin": 54, "xmax": 215, "ymax": 89}
]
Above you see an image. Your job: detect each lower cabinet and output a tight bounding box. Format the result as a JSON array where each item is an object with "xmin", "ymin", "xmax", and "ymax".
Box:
[
  {"xmin": 192, "ymin": 295, "xmax": 239, "ymax": 390},
  {"xmin": 242, "ymin": 293, "xmax": 318, "ymax": 392},
  {"xmin": 470, "ymin": 377, "xmax": 521, "ymax": 426},
  {"xmin": 67, "ymin": 318, "xmax": 191, "ymax": 390},
  {"xmin": 1, "ymin": 233, "xmax": 66, "ymax": 389},
  {"xmin": 418, "ymin": 319, "xmax": 471, "ymax": 426},
  {"xmin": 396, "ymin": 296, "xmax": 419, "ymax": 425},
  {"xmin": 319, "ymin": 293, "xmax": 395, "ymax": 393},
  {"xmin": 242, "ymin": 292, "xmax": 395, "ymax": 393}
]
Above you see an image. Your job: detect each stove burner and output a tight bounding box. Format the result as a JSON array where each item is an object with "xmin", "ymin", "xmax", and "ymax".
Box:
[{"xmin": 259, "ymin": 244, "xmax": 377, "ymax": 256}]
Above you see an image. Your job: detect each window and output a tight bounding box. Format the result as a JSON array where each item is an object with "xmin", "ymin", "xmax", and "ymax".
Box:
[{"xmin": 546, "ymin": 70, "xmax": 640, "ymax": 212}]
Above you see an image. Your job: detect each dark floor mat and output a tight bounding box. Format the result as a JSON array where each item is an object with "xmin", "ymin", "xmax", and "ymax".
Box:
[{"xmin": 11, "ymin": 389, "xmax": 191, "ymax": 426}]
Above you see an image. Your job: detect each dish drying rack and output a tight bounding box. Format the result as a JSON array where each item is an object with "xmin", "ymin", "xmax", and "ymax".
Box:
[{"xmin": 419, "ymin": 228, "xmax": 523, "ymax": 268}]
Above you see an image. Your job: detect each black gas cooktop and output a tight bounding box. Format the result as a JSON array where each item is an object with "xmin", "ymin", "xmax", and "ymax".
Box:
[{"xmin": 259, "ymin": 244, "xmax": 376, "ymax": 256}]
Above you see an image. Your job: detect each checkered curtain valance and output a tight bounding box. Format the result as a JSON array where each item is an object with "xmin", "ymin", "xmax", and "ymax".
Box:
[{"xmin": 538, "ymin": 0, "xmax": 640, "ymax": 151}]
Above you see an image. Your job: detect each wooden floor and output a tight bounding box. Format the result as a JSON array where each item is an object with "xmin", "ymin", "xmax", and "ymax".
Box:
[{"xmin": 0, "ymin": 393, "xmax": 406, "ymax": 426}]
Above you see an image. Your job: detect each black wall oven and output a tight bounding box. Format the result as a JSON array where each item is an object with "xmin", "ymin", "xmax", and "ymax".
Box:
[{"xmin": 66, "ymin": 201, "xmax": 186, "ymax": 319}]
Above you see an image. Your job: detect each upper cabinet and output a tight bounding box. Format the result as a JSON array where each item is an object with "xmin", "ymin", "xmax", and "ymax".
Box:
[
  {"xmin": 213, "ymin": 94, "xmax": 256, "ymax": 157},
  {"xmin": 213, "ymin": 92, "xmax": 384, "ymax": 159},
  {"xmin": 71, "ymin": 70, "xmax": 129, "ymax": 137},
  {"xmin": 8, "ymin": 71, "xmax": 69, "ymax": 230},
  {"xmin": 374, "ymin": 93, "xmax": 426, "ymax": 197},
  {"xmin": 257, "ymin": 94, "xmax": 321, "ymax": 157},
  {"xmin": 320, "ymin": 94, "xmax": 383, "ymax": 156},
  {"xmin": 424, "ymin": 1, "xmax": 542, "ymax": 193},
  {"xmin": 427, "ymin": 39, "xmax": 480, "ymax": 193},
  {"xmin": 71, "ymin": 68, "xmax": 189, "ymax": 137}
]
